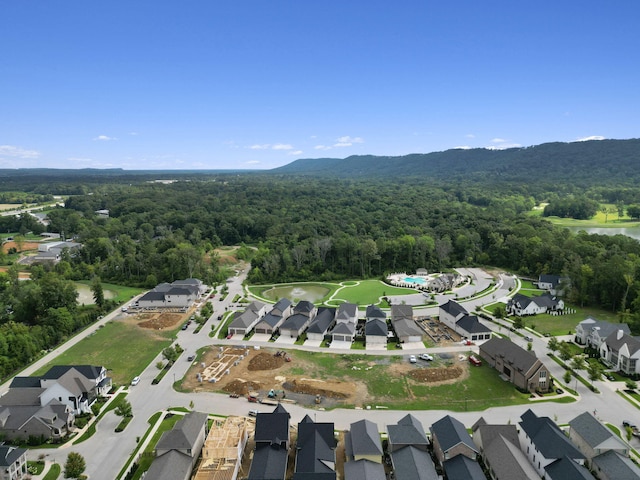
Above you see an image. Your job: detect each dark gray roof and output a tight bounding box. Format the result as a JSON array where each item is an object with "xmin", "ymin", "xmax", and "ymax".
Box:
[
  {"xmin": 392, "ymin": 318, "xmax": 423, "ymax": 337},
  {"xmin": 332, "ymin": 322, "xmax": 355, "ymax": 335},
  {"xmin": 258, "ymin": 313, "xmax": 282, "ymax": 328},
  {"xmin": 165, "ymin": 286, "xmax": 193, "ymax": 297},
  {"xmin": 295, "ymin": 418, "xmax": 336, "ymax": 478},
  {"xmin": 140, "ymin": 290, "xmax": 165, "ymax": 301},
  {"xmin": 391, "ymin": 446, "xmax": 439, "ymax": 480},
  {"xmin": 0, "ymin": 445, "xmax": 26, "ymax": 467},
  {"xmin": 519, "ymin": 409, "xmax": 584, "ymax": 461},
  {"xmin": 307, "ymin": 308, "xmax": 336, "ymax": 334},
  {"xmin": 156, "ymin": 411, "xmax": 207, "ymax": 452},
  {"xmin": 443, "ymin": 455, "xmax": 485, "ymax": 480},
  {"xmin": 248, "ymin": 444, "xmax": 289, "ymax": 480},
  {"xmin": 430, "ymin": 415, "xmax": 477, "ymax": 454},
  {"xmin": 480, "ymin": 337, "xmax": 541, "ymax": 375},
  {"xmin": 604, "ymin": 330, "xmax": 640, "ymax": 356},
  {"xmin": 343, "ymin": 459, "xmax": 385, "ymax": 480},
  {"xmin": 440, "ymin": 300, "xmax": 468, "ymax": 318},
  {"xmin": 508, "ymin": 293, "xmax": 533, "ymax": 308},
  {"xmin": 387, "ymin": 414, "xmax": 428, "ymax": 448},
  {"xmin": 0, "ymin": 388, "xmax": 43, "ymax": 406},
  {"xmin": 280, "ymin": 313, "xmax": 309, "ymax": 331},
  {"xmin": 229, "ymin": 309, "xmax": 258, "ymax": 329},
  {"xmin": 294, "ymin": 300, "xmax": 315, "ymax": 315},
  {"xmin": 391, "ymin": 304, "xmax": 413, "ymax": 321},
  {"xmin": 255, "ymin": 406, "xmax": 290, "ymax": 446},
  {"xmin": 592, "ymin": 450, "xmax": 640, "ymax": 480},
  {"xmin": 475, "ymin": 424, "xmax": 519, "ymax": 450},
  {"xmin": 365, "ymin": 305, "xmax": 386, "ymax": 320},
  {"xmin": 345, "ymin": 419, "xmax": 382, "ymax": 459},
  {"xmin": 9, "ymin": 377, "xmax": 41, "ymax": 388},
  {"xmin": 483, "ymin": 434, "xmax": 538, "ymax": 480},
  {"xmin": 569, "ymin": 411, "xmax": 623, "ymax": 450},
  {"xmin": 145, "ymin": 449, "xmax": 192, "ymax": 480},
  {"xmin": 456, "ymin": 315, "xmax": 492, "ymax": 334},
  {"xmin": 42, "ymin": 365, "xmax": 104, "ymax": 381},
  {"xmin": 539, "ymin": 274, "xmax": 562, "ymax": 287},
  {"xmin": 272, "ymin": 298, "xmax": 293, "ymax": 314},
  {"xmin": 365, "ymin": 318, "xmax": 387, "ymax": 337},
  {"xmin": 579, "ymin": 318, "xmax": 630, "ymax": 338},
  {"xmin": 336, "ymin": 303, "xmax": 357, "ymax": 322},
  {"xmin": 545, "ymin": 456, "xmax": 594, "ymax": 480}
]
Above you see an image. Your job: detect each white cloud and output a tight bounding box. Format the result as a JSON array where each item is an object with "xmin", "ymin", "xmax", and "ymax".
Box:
[
  {"xmin": 93, "ymin": 135, "xmax": 115, "ymax": 141},
  {"xmin": 272, "ymin": 143, "xmax": 293, "ymax": 150},
  {"xmin": 129, "ymin": 132, "xmax": 139, "ymax": 136},
  {"xmin": 575, "ymin": 135, "xmax": 605, "ymax": 142},
  {"xmin": 249, "ymin": 144, "xmax": 270, "ymax": 150},
  {"xmin": 288, "ymin": 150, "xmax": 303, "ymax": 155},
  {"xmin": 0, "ymin": 145, "xmax": 40, "ymax": 159},
  {"xmin": 488, "ymin": 138, "xmax": 521, "ymax": 150},
  {"xmin": 465, "ymin": 134, "xmax": 476, "ymax": 139},
  {"xmin": 314, "ymin": 145, "xmax": 331, "ymax": 150},
  {"xmin": 454, "ymin": 146, "xmax": 472, "ymax": 150},
  {"xmin": 334, "ymin": 135, "xmax": 364, "ymax": 147},
  {"xmin": 491, "ymin": 138, "xmax": 506, "ymax": 144},
  {"xmin": 246, "ymin": 160, "xmax": 260, "ymax": 165}
]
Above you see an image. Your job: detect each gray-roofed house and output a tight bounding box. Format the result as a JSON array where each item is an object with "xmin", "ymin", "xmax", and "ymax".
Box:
[
  {"xmin": 336, "ymin": 303, "xmax": 358, "ymax": 325},
  {"xmin": 136, "ymin": 278, "xmax": 203, "ymax": 309},
  {"xmin": 227, "ymin": 302, "xmax": 268, "ymax": 336},
  {"xmin": 293, "ymin": 415, "xmax": 337, "ymax": 480},
  {"xmin": 443, "ymin": 454, "xmax": 486, "ymax": 480},
  {"xmin": 387, "ymin": 414, "xmax": 429, "ymax": 452},
  {"xmin": 390, "ymin": 445, "xmax": 439, "ymax": 480},
  {"xmin": 345, "ymin": 419, "xmax": 383, "ymax": 463},
  {"xmin": 506, "ymin": 293, "xmax": 564, "ymax": 316},
  {"xmin": 392, "ymin": 318, "xmax": 425, "ymax": 344},
  {"xmin": 343, "ymin": 459, "xmax": 385, "ymax": 480},
  {"xmin": 430, "ymin": 415, "xmax": 478, "ymax": 466},
  {"xmin": 568, "ymin": 411, "xmax": 629, "ymax": 465},
  {"xmin": 544, "ymin": 456, "xmax": 595, "ymax": 480},
  {"xmin": 518, "ymin": 409, "xmax": 585, "ymax": 477},
  {"xmin": 0, "ymin": 402, "xmax": 73, "ymax": 442},
  {"xmin": 538, "ymin": 274, "xmax": 567, "ymax": 295},
  {"xmin": 248, "ymin": 404, "xmax": 291, "ymax": 480},
  {"xmin": 439, "ymin": 300, "xmax": 468, "ymax": 329},
  {"xmin": 306, "ymin": 308, "xmax": 336, "ymax": 341},
  {"xmin": 365, "ymin": 318, "xmax": 388, "ymax": 346},
  {"xmin": 575, "ymin": 317, "xmax": 631, "ymax": 348},
  {"xmin": 254, "ymin": 299, "xmax": 294, "ymax": 335},
  {"xmin": 145, "ymin": 411, "xmax": 208, "ymax": 480},
  {"xmin": 331, "ymin": 303, "xmax": 358, "ymax": 343},
  {"xmin": 280, "ymin": 301, "xmax": 317, "ymax": 339},
  {"xmin": 600, "ymin": 329, "xmax": 640, "ymax": 375},
  {"xmin": 454, "ymin": 314, "xmax": 492, "ymax": 342},
  {"xmin": 479, "ymin": 337, "xmax": 551, "ymax": 393},
  {"xmin": 472, "ymin": 418, "xmax": 538, "ymax": 480},
  {"xmin": 0, "ymin": 444, "xmax": 27, "ymax": 480},
  {"xmin": 591, "ymin": 449, "xmax": 640, "ymax": 480},
  {"xmin": 391, "ymin": 304, "xmax": 413, "ymax": 322}
]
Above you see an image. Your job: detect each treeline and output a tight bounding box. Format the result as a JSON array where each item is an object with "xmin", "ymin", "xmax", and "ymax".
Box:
[{"xmin": 542, "ymin": 196, "xmax": 599, "ymax": 219}]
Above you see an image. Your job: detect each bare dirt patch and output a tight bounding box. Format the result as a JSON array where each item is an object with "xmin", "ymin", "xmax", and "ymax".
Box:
[
  {"xmin": 1, "ymin": 241, "xmax": 40, "ymax": 254},
  {"xmin": 181, "ymin": 346, "xmax": 467, "ymax": 408},
  {"xmin": 138, "ymin": 313, "xmax": 184, "ymax": 330}
]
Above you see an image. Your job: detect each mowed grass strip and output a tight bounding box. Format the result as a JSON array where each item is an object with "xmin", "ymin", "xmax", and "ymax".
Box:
[
  {"xmin": 35, "ymin": 320, "xmax": 174, "ymax": 385},
  {"xmin": 524, "ymin": 305, "xmax": 621, "ymax": 336},
  {"xmin": 334, "ymin": 279, "xmax": 415, "ymax": 306}
]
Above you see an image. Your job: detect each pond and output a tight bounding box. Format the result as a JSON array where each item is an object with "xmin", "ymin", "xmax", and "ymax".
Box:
[
  {"xmin": 76, "ymin": 283, "xmax": 117, "ymax": 305},
  {"xmin": 262, "ymin": 284, "xmax": 330, "ymax": 303},
  {"xmin": 566, "ymin": 226, "xmax": 640, "ymax": 241}
]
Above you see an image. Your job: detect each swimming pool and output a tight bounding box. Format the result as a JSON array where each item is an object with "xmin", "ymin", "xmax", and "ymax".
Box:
[{"xmin": 403, "ymin": 276, "xmax": 427, "ymax": 285}]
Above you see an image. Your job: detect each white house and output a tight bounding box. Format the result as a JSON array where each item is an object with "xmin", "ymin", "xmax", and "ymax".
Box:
[
  {"xmin": 600, "ymin": 330, "xmax": 640, "ymax": 375},
  {"xmin": 506, "ymin": 293, "xmax": 564, "ymax": 316},
  {"xmin": 575, "ymin": 317, "xmax": 630, "ymax": 349}
]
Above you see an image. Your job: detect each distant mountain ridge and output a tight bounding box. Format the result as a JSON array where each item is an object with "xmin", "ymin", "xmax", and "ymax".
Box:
[{"xmin": 271, "ymin": 138, "xmax": 640, "ymax": 184}]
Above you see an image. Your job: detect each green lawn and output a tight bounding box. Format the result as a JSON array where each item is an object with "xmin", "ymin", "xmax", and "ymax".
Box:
[
  {"xmin": 75, "ymin": 280, "xmax": 145, "ymax": 304},
  {"xmin": 43, "ymin": 463, "xmax": 61, "ymax": 480},
  {"xmin": 129, "ymin": 413, "xmax": 183, "ymax": 480},
  {"xmin": 287, "ymin": 351, "xmax": 536, "ymax": 411},
  {"xmin": 34, "ymin": 320, "xmax": 175, "ymax": 385},
  {"xmin": 524, "ymin": 306, "xmax": 621, "ymax": 336},
  {"xmin": 329, "ymin": 279, "xmax": 415, "ymax": 306}
]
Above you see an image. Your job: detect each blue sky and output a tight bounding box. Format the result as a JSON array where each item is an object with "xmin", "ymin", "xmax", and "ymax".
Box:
[{"xmin": 1, "ymin": 1, "xmax": 639, "ymax": 170}]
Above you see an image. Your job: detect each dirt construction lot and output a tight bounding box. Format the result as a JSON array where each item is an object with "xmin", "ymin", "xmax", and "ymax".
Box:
[{"xmin": 182, "ymin": 346, "xmax": 469, "ymax": 408}]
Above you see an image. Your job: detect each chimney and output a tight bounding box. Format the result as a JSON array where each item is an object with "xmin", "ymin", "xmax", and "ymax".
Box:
[{"xmin": 617, "ymin": 329, "xmax": 625, "ymax": 340}]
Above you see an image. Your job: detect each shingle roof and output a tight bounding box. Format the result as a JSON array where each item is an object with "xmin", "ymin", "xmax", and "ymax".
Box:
[
  {"xmin": 42, "ymin": 365, "xmax": 104, "ymax": 381},
  {"xmin": 294, "ymin": 301, "xmax": 315, "ymax": 315},
  {"xmin": 443, "ymin": 454, "xmax": 485, "ymax": 480},
  {"xmin": 579, "ymin": 318, "xmax": 630, "ymax": 338},
  {"xmin": 519, "ymin": 409, "xmax": 584, "ymax": 461},
  {"xmin": 365, "ymin": 305, "xmax": 386, "ymax": 320},
  {"xmin": 257, "ymin": 313, "xmax": 282, "ymax": 328},
  {"xmin": 331, "ymin": 322, "xmax": 355, "ymax": 335},
  {"xmin": 345, "ymin": 419, "xmax": 382, "ymax": 459},
  {"xmin": 604, "ymin": 330, "xmax": 640, "ymax": 356},
  {"xmin": 139, "ymin": 290, "xmax": 165, "ymax": 302},
  {"xmin": 9, "ymin": 377, "xmax": 41, "ymax": 388},
  {"xmin": 544, "ymin": 456, "xmax": 594, "ymax": 480},
  {"xmin": 592, "ymin": 450, "xmax": 640, "ymax": 480},
  {"xmin": 365, "ymin": 318, "xmax": 387, "ymax": 337},
  {"xmin": 392, "ymin": 318, "xmax": 423, "ymax": 337},
  {"xmin": 280, "ymin": 313, "xmax": 309, "ymax": 331},
  {"xmin": 475, "ymin": 423, "xmax": 519, "ymax": 450},
  {"xmin": 343, "ymin": 459, "xmax": 385, "ymax": 480},
  {"xmin": 271, "ymin": 298, "xmax": 292, "ymax": 314},
  {"xmin": 430, "ymin": 415, "xmax": 477, "ymax": 454},
  {"xmin": 255, "ymin": 405, "xmax": 289, "ymax": 446},
  {"xmin": 156, "ymin": 411, "xmax": 207, "ymax": 452},
  {"xmin": 387, "ymin": 414, "xmax": 428, "ymax": 448},
  {"xmin": 440, "ymin": 300, "xmax": 468, "ymax": 318},
  {"xmin": 336, "ymin": 303, "xmax": 357, "ymax": 322},
  {"xmin": 229, "ymin": 309, "xmax": 258, "ymax": 329},
  {"xmin": 391, "ymin": 446, "xmax": 439, "ymax": 480},
  {"xmin": 456, "ymin": 315, "xmax": 492, "ymax": 334},
  {"xmin": 539, "ymin": 274, "xmax": 562, "ymax": 287},
  {"xmin": 145, "ymin": 449, "xmax": 192, "ymax": 480},
  {"xmin": 248, "ymin": 444, "xmax": 289, "ymax": 480},
  {"xmin": 483, "ymin": 434, "xmax": 538, "ymax": 480},
  {"xmin": 307, "ymin": 308, "xmax": 336, "ymax": 334},
  {"xmin": 0, "ymin": 445, "xmax": 26, "ymax": 467},
  {"xmin": 569, "ymin": 411, "xmax": 625, "ymax": 450},
  {"xmin": 480, "ymin": 337, "xmax": 541, "ymax": 375},
  {"xmin": 391, "ymin": 304, "xmax": 413, "ymax": 321}
]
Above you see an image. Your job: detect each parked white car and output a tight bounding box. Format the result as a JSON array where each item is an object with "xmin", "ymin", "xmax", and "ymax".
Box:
[
  {"xmin": 131, "ymin": 376, "xmax": 140, "ymax": 386},
  {"xmin": 419, "ymin": 353, "xmax": 434, "ymax": 361},
  {"xmin": 409, "ymin": 355, "xmax": 417, "ymax": 364}
]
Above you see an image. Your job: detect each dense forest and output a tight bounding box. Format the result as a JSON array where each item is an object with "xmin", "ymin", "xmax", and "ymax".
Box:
[{"xmin": 2, "ymin": 139, "xmax": 640, "ymax": 379}]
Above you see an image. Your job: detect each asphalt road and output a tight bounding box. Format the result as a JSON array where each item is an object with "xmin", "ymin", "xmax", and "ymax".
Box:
[{"xmin": 22, "ymin": 269, "xmax": 640, "ymax": 479}]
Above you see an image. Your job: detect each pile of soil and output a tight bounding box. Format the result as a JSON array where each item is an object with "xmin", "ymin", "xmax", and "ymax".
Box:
[
  {"xmin": 223, "ymin": 379, "xmax": 262, "ymax": 395},
  {"xmin": 139, "ymin": 313, "xmax": 183, "ymax": 330},
  {"xmin": 283, "ymin": 379, "xmax": 349, "ymax": 399},
  {"xmin": 248, "ymin": 352, "xmax": 286, "ymax": 371},
  {"xmin": 409, "ymin": 365, "xmax": 464, "ymax": 383}
]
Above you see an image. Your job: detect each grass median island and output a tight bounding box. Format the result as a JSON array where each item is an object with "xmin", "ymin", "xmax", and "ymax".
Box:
[{"xmin": 34, "ymin": 320, "xmax": 175, "ymax": 385}]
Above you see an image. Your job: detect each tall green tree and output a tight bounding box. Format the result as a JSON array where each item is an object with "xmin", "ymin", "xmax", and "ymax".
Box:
[
  {"xmin": 64, "ymin": 452, "xmax": 86, "ymax": 479},
  {"xmin": 91, "ymin": 276, "xmax": 105, "ymax": 310}
]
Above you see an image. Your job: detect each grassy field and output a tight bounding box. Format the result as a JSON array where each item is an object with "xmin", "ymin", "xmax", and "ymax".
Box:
[
  {"xmin": 34, "ymin": 321, "xmax": 175, "ymax": 385},
  {"xmin": 525, "ymin": 306, "xmax": 620, "ymax": 336},
  {"xmin": 75, "ymin": 280, "xmax": 145, "ymax": 304},
  {"xmin": 532, "ymin": 203, "xmax": 640, "ymax": 228},
  {"xmin": 291, "ymin": 351, "xmax": 537, "ymax": 411}
]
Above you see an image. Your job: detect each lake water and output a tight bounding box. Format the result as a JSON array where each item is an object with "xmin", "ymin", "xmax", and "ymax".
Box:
[
  {"xmin": 566, "ymin": 226, "xmax": 640, "ymax": 241},
  {"xmin": 76, "ymin": 283, "xmax": 117, "ymax": 305}
]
